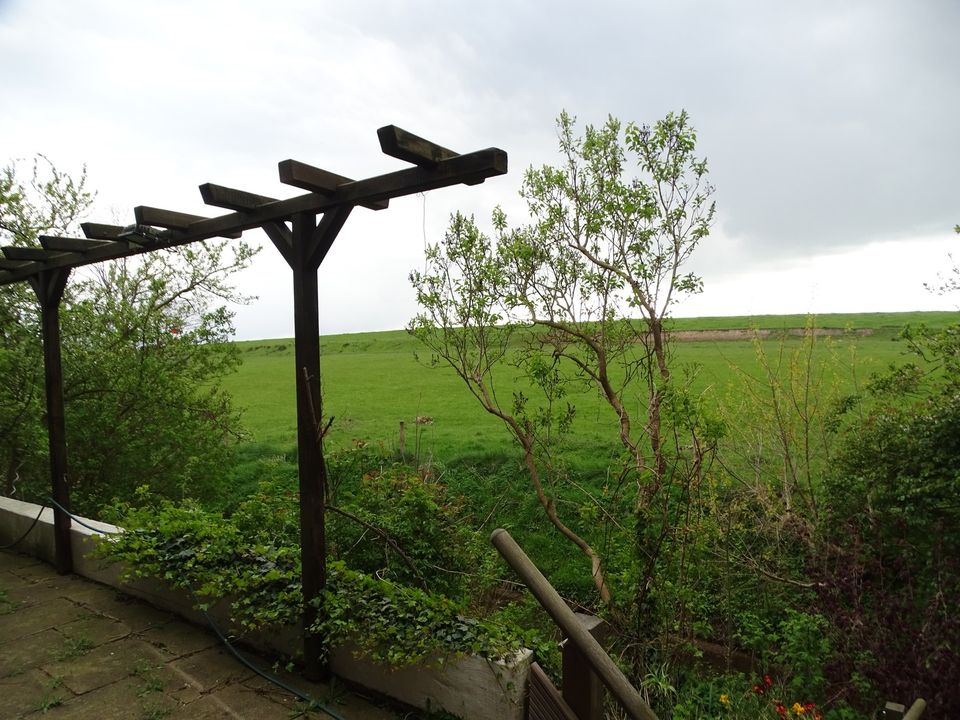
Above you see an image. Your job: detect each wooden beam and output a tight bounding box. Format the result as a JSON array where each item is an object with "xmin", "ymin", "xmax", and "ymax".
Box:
[
  {"xmin": 317, "ymin": 147, "xmax": 505, "ymax": 208},
  {"xmin": 3, "ymin": 246, "xmax": 57, "ymax": 262},
  {"xmin": 28, "ymin": 268, "xmax": 74, "ymax": 575},
  {"xmin": 0, "ymin": 259, "xmax": 37, "ymax": 271},
  {"xmin": 279, "ymin": 160, "xmax": 388, "ymax": 211},
  {"xmin": 262, "ymin": 221, "xmax": 293, "ymax": 266},
  {"xmin": 309, "ymin": 206, "xmax": 352, "ymax": 268},
  {"xmin": 279, "ymin": 159, "xmax": 351, "ymax": 192},
  {"xmin": 135, "ymin": 206, "xmax": 243, "ymax": 239},
  {"xmin": 378, "ymin": 125, "xmax": 459, "ymax": 167},
  {"xmin": 40, "ymin": 236, "xmax": 113, "ymax": 253},
  {"xmin": 0, "ymin": 146, "xmax": 507, "ymax": 287},
  {"xmin": 289, "ymin": 211, "xmax": 326, "ymax": 679},
  {"xmin": 81, "ymin": 223, "xmax": 125, "ymax": 240},
  {"xmin": 134, "ymin": 206, "xmax": 205, "ymax": 231},
  {"xmin": 200, "ymin": 183, "xmax": 278, "ymax": 212}
]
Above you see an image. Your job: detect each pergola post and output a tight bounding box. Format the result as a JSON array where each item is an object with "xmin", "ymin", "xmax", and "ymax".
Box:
[
  {"xmin": 28, "ymin": 268, "xmax": 73, "ymax": 574},
  {"xmin": 286, "ymin": 207, "xmax": 352, "ymax": 679}
]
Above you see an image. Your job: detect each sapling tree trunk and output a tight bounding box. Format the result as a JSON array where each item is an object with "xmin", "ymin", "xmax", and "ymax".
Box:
[{"xmin": 411, "ymin": 111, "xmax": 717, "ymax": 629}]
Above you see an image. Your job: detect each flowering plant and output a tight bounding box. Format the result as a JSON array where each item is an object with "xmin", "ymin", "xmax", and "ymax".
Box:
[{"xmin": 747, "ymin": 673, "xmax": 822, "ymax": 719}]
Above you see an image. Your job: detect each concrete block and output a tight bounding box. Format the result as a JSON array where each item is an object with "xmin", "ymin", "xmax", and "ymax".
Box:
[{"xmin": 331, "ymin": 645, "xmax": 532, "ymax": 720}]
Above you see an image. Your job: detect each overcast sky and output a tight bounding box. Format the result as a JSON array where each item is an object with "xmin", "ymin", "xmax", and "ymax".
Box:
[{"xmin": 1, "ymin": 0, "xmax": 957, "ymax": 339}]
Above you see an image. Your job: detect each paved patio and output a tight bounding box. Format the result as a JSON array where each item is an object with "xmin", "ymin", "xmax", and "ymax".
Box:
[{"xmin": 0, "ymin": 550, "xmax": 405, "ymax": 719}]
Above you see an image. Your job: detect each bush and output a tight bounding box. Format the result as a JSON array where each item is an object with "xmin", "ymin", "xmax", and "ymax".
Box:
[{"xmin": 814, "ymin": 324, "xmax": 960, "ymax": 712}]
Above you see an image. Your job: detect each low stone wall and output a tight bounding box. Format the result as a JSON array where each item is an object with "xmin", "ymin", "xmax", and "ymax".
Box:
[{"xmin": 0, "ymin": 496, "xmax": 531, "ymax": 720}]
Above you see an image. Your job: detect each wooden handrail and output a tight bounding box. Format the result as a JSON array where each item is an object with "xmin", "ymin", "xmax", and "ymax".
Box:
[
  {"xmin": 903, "ymin": 699, "xmax": 927, "ymax": 720},
  {"xmin": 491, "ymin": 528, "xmax": 658, "ymax": 720}
]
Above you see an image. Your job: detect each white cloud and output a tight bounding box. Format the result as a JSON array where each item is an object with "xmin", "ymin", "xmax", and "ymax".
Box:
[{"xmin": 677, "ymin": 231, "xmax": 960, "ymax": 319}]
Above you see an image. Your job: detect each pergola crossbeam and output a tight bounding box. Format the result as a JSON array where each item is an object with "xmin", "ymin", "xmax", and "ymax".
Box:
[
  {"xmin": 0, "ymin": 259, "xmax": 38, "ymax": 271},
  {"xmin": 279, "ymin": 160, "xmax": 389, "ymax": 211},
  {"xmin": 135, "ymin": 206, "xmax": 243, "ymax": 239},
  {"xmin": 0, "ymin": 145, "xmax": 506, "ymax": 287},
  {"xmin": 134, "ymin": 206, "xmax": 208, "ymax": 231},
  {"xmin": 40, "ymin": 236, "xmax": 114, "ymax": 253},
  {"xmin": 378, "ymin": 125, "xmax": 458, "ymax": 167},
  {"xmin": 81, "ymin": 223, "xmax": 125, "ymax": 240},
  {"xmin": 2, "ymin": 246, "xmax": 63, "ymax": 263},
  {"xmin": 200, "ymin": 183, "xmax": 278, "ymax": 212}
]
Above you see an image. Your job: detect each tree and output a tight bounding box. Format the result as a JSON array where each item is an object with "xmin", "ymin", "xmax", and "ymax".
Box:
[
  {"xmin": 0, "ymin": 156, "xmax": 92, "ymax": 497},
  {"xmin": 0, "ymin": 156, "xmax": 257, "ymax": 514},
  {"xmin": 923, "ymin": 224, "xmax": 960, "ymax": 297},
  {"xmin": 410, "ymin": 111, "xmax": 718, "ymax": 624}
]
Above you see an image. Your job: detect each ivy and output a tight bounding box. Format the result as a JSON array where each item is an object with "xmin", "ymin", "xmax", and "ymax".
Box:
[
  {"xmin": 97, "ymin": 484, "xmax": 540, "ymax": 666},
  {"xmin": 316, "ymin": 561, "xmax": 534, "ymax": 665}
]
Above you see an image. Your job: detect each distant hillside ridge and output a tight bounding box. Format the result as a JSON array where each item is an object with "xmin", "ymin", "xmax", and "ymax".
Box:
[
  {"xmin": 232, "ymin": 310, "xmax": 957, "ymax": 349},
  {"xmin": 668, "ymin": 327, "xmax": 873, "ymax": 342}
]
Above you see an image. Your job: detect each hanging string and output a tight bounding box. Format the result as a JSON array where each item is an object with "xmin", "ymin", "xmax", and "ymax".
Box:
[{"xmin": 419, "ymin": 191, "xmax": 429, "ymax": 275}]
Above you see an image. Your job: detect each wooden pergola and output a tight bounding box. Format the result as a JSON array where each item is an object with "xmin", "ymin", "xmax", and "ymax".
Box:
[{"xmin": 0, "ymin": 126, "xmax": 507, "ymax": 677}]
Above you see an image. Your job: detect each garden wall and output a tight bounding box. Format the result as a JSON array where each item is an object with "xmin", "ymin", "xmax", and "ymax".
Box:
[{"xmin": 0, "ymin": 496, "xmax": 531, "ymax": 720}]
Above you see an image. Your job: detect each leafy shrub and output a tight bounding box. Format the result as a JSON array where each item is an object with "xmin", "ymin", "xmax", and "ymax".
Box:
[
  {"xmin": 329, "ymin": 466, "xmax": 495, "ymax": 596},
  {"xmin": 814, "ymin": 323, "xmax": 960, "ymax": 711},
  {"xmin": 317, "ymin": 560, "xmax": 536, "ymax": 665}
]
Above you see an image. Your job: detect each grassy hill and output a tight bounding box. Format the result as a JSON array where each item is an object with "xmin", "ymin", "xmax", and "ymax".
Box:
[{"xmin": 222, "ymin": 311, "xmax": 955, "ymax": 464}]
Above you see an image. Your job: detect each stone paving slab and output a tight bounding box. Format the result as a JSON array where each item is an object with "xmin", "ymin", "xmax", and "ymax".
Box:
[
  {"xmin": 138, "ymin": 620, "xmax": 218, "ymax": 660},
  {"xmin": 0, "ymin": 597, "xmax": 87, "ymax": 641},
  {"xmin": 76, "ymin": 591, "xmax": 172, "ymax": 633},
  {"xmin": 0, "ymin": 628, "xmax": 65, "ymax": 675},
  {"xmin": 169, "ymin": 646, "xmax": 256, "ymax": 692},
  {"xmin": 41, "ymin": 637, "xmax": 163, "ymax": 695},
  {"xmin": 0, "ymin": 552, "xmax": 42, "ymax": 571},
  {"xmin": 0, "ymin": 668, "xmax": 59, "ymax": 718},
  {"xmin": 0, "ymin": 550, "xmax": 409, "ymax": 719},
  {"xmin": 59, "ymin": 613, "xmax": 131, "ymax": 646}
]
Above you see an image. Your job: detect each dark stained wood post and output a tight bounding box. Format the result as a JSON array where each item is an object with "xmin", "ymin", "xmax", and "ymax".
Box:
[
  {"xmin": 562, "ymin": 613, "xmax": 608, "ymax": 720},
  {"xmin": 28, "ymin": 268, "xmax": 73, "ymax": 574},
  {"xmin": 289, "ymin": 211, "xmax": 326, "ymax": 679},
  {"xmin": 287, "ymin": 207, "xmax": 352, "ymax": 679}
]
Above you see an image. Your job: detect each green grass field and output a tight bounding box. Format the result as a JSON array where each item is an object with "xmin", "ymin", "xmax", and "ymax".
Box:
[
  {"xmin": 222, "ymin": 311, "xmax": 955, "ymax": 464},
  {"xmin": 216, "ymin": 309, "xmax": 956, "ymax": 595}
]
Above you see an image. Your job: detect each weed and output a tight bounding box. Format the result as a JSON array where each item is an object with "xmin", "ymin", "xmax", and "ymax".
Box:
[
  {"xmin": 36, "ymin": 694, "xmax": 64, "ymax": 713},
  {"xmin": 138, "ymin": 675, "xmax": 165, "ymax": 696},
  {"xmin": 133, "ymin": 657, "xmax": 165, "ymax": 696},
  {"xmin": 0, "ymin": 589, "xmax": 16, "ymax": 615},
  {"xmin": 56, "ymin": 635, "xmax": 94, "ymax": 660},
  {"xmin": 270, "ymin": 658, "xmax": 296, "ymax": 674},
  {"xmin": 322, "ymin": 676, "xmax": 348, "ymax": 706},
  {"xmin": 140, "ymin": 698, "xmax": 172, "ymax": 720}
]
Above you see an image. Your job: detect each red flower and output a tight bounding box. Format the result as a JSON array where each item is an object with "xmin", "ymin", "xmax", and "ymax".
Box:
[
  {"xmin": 775, "ymin": 703, "xmax": 787, "ymax": 718},
  {"xmin": 752, "ymin": 684, "xmax": 765, "ymax": 695},
  {"xmin": 764, "ymin": 674, "xmax": 773, "ymax": 688},
  {"xmin": 804, "ymin": 703, "xmax": 816, "ymax": 711}
]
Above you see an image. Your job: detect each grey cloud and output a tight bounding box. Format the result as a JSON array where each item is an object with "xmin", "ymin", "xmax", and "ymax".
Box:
[{"xmin": 3, "ymin": 0, "xmax": 957, "ymax": 337}]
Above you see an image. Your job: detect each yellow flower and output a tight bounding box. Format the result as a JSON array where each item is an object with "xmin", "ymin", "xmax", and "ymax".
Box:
[
  {"xmin": 793, "ymin": 702, "xmax": 805, "ymax": 715},
  {"xmin": 719, "ymin": 694, "xmax": 729, "ymax": 706}
]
